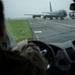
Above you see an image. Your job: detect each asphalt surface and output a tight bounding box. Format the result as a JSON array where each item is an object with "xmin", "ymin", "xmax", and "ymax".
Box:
[{"xmin": 28, "ymin": 19, "xmax": 75, "ymax": 43}]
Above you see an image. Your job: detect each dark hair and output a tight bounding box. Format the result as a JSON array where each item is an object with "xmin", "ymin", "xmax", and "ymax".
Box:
[
  {"xmin": 0, "ymin": 1, "xmax": 47, "ymax": 75},
  {"xmin": 0, "ymin": 0, "xmax": 4, "ymax": 22},
  {"xmin": 0, "ymin": 0, "xmax": 6, "ymax": 41}
]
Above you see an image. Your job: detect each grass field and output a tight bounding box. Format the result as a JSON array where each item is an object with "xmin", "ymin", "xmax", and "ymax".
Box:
[{"xmin": 5, "ymin": 19, "xmax": 32, "ymax": 42}]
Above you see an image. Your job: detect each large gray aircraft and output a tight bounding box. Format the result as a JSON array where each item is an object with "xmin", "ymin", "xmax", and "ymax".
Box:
[
  {"xmin": 24, "ymin": 2, "xmax": 67, "ymax": 20},
  {"xmin": 42, "ymin": 2, "xmax": 67, "ymax": 20}
]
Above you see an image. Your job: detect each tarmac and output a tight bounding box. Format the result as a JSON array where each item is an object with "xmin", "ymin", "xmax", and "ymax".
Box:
[{"xmin": 28, "ymin": 18, "xmax": 75, "ymax": 44}]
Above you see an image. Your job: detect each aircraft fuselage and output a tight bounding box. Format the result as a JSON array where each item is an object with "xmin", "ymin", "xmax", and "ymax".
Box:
[{"xmin": 43, "ymin": 10, "xmax": 67, "ymax": 20}]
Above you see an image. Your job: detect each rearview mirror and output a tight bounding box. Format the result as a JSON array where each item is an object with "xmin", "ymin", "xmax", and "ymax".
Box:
[
  {"xmin": 70, "ymin": 3, "xmax": 75, "ymax": 10},
  {"xmin": 73, "ymin": 0, "xmax": 75, "ymax": 2}
]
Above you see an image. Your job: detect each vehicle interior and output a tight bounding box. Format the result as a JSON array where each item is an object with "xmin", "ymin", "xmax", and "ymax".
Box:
[
  {"xmin": 32, "ymin": 1, "xmax": 75, "ymax": 74},
  {"xmin": 0, "ymin": 0, "xmax": 75, "ymax": 75}
]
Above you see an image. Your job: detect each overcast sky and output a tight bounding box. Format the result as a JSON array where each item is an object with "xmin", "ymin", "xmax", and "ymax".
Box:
[{"xmin": 2, "ymin": 0, "xmax": 73, "ymax": 18}]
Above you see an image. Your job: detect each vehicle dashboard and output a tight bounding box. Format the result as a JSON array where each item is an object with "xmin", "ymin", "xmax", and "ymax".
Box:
[{"xmin": 48, "ymin": 39, "xmax": 75, "ymax": 74}]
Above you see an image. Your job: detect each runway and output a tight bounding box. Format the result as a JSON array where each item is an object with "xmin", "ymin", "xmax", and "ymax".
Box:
[{"xmin": 28, "ymin": 19, "xmax": 75, "ymax": 43}]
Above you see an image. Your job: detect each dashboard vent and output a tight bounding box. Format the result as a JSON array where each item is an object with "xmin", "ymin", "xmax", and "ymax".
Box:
[{"xmin": 66, "ymin": 47, "xmax": 75, "ymax": 61}]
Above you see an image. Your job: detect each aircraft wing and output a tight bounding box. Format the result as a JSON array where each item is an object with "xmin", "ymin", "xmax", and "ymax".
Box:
[
  {"xmin": 42, "ymin": 12, "xmax": 50, "ymax": 14},
  {"xmin": 42, "ymin": 12, "xmax": 58, "ymax": 16},
  {"xmin": 24, "ymin": 14, "xmax": 44, "ymax": 18},
  {"xmin": 24, "ymin": 14, "xmax": 44, "ymax": 16},
  {"xmin": 42, "ymin": 12, "xmax": 57, "ymax": 15}
]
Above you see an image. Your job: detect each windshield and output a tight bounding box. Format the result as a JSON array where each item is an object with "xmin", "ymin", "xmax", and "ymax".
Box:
[{"xmin": 3, "ymin": 0, "xmax": 75, "ymax": 43}]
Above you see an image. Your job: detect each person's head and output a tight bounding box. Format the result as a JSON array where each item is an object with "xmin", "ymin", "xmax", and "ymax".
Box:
[
  {"xmin": 20, "ymin": 43, "xmax": 48, "ymax": 75},
  {"xmin": 13, "ymin": 42, "xmax": 48, "ymax": 75},
  {"xmin": 0, "ymin": 0, "xmax": 6, "ymax": 43},
  {"xmin": 0, "ymin": 1, "xmax": 48, "ymax": 75}
]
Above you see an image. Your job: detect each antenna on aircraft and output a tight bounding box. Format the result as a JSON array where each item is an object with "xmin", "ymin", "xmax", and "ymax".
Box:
[{"xmin": 50, "ymin": 2, "xmax": 52, "ymax": 12}]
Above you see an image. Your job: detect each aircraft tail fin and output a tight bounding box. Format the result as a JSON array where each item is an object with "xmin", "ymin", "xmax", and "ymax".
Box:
[{"xmin": 50, "ymin": 2, "xmax": 52, "ymax": 12}]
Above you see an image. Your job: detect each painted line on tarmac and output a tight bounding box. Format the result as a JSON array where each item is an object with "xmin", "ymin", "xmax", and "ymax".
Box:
[
  {"xmin": 55, "ymin": 26, "xmax": 65, "ymax": 28},
  {"xmin": 34, "ymin": 31, "xmax": 42, "ymax": 34},
  {"xmin": 49, "ymin": 21, "xmax": 75, "ymax": 28},
  {"xmin": 33, "ymin": 30, "xmax": 40, "ymax": 40}
]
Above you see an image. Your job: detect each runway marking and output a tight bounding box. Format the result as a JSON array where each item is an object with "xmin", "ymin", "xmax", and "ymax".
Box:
[
  {"xmin": 55, "ymin": 26, "xmax": 65, "ymax": 28},
  {"xmin": 33, "ymin": 30, "xmax": 40, "ymax": 40},
  {"xmin": 34, "ymin": 31, "xmax": 42, "ymax": 33},
  {"xmin": 49, "ymin": 21, "xmax": 75, "ymax": 28}
]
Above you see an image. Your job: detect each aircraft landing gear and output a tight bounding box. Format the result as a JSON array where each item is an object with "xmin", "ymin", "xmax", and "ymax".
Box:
[
  {"xmin": 50, "ymin": 17, "xmax": 53, "ymax": 20},
  {"xmin": 43, "ymin": 16, "xmax": 46, "ymax": 19},
  {"xmin": 33, "ymin": 16, "xmax": 36, "ymax": 19},
  {"xmin": 55, "ymin": 17, "xmax": 58, "ymax": 19},
  {"xmin": 60, "ymin": 17, "xmax": 64, "ymax": 20}
]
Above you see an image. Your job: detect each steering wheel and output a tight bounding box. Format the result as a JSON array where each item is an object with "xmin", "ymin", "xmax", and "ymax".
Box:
[{"xmin": 28, "ymin": 40, "xmax": 55, "ymax": 75}]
